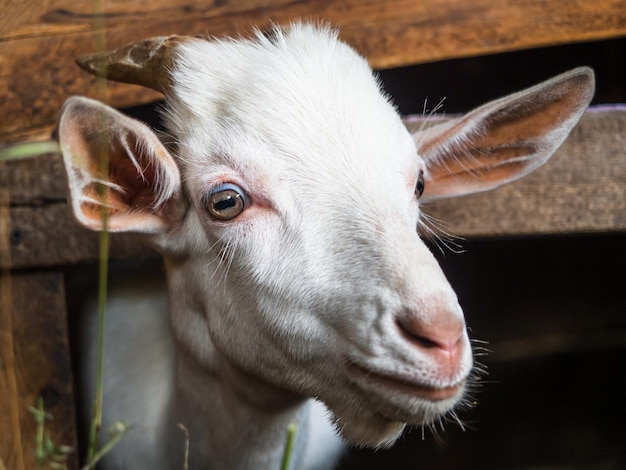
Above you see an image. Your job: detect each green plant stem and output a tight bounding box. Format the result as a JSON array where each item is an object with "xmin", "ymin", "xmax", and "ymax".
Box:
[
  {"xmin": 86, "ymin": 0, "xmax": 109, "ymax": 463},
  {"xmin": 34, "ymin": 397, "xmax": 46, "ymax": 469},
  {"xmin": 178, "ymin": 424, "xmax": 190, "ymax": 470},
  {"xmin": 81, "ymin": 422, "xmax": 130, "ymax": 470},
  {"xmin": 86, "ymin": 226, "xmax": 110, "ymax": 463},
  {"xmin": 280, "ymin": 423, "xmax": 298, "ymax": 470},
  {"xmin": 0, "ymin": 142, "xmax": 61, "ymax": 161}
]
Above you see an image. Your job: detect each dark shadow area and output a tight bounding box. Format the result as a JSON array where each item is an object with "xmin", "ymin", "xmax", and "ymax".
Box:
[
  {"xmin": 339, "ymin": 234, "xmax": 626, "ymax": 469},
  {"xmin": 378, "ymin": 37, "xmax": 626, "ymax": 114}
]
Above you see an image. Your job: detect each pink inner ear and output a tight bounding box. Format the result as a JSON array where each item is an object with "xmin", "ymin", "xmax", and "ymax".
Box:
[
  {"xmin": 429, "ymin": 142, "xmax": 538, "ymax": 179},
  {"xmin": 76, "ymin": 133, "xmax": 161, "ymax": 221},
  {"xmin": 418, "ymin": 68, "xmax": 594, "ymax": 201},
  {"xmin": 428, "ymin": 157, "xmax": 535, "ymax": 195},
  {"xmin": 59, "ymin": 96, "xmax": 183, "ymax": 235},
  {"xmin": 109, "ymin": 135, "xmax": 163, "ymax": 209}
]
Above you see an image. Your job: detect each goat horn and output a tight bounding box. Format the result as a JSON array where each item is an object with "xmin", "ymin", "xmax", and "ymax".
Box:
[{"xmin": 76, "ymin": 35, "xmax": 191, "ymax": 94}]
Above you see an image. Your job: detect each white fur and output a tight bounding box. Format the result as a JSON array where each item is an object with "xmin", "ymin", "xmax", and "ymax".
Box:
[
  {"xmin": 60, "ymin": 23, "xmax": 594, "ymax": 470},
  {"xmin": 161, "ymin": 24, "xmax": 470, "ymax": 445}
]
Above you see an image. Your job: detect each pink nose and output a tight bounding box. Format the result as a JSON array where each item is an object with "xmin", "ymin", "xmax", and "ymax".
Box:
[{"xmin": 395, "ymin": 314, "xmax": 466, "ymax": 374}]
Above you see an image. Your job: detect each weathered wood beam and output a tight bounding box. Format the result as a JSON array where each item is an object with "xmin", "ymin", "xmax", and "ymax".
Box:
[
  {"xmin": 0, "ymin": 270, "xmax": 78, "ymax": 470},
  {"xmin": 0, "ymin": 109, "xmax": 624, "ymax": 270},
  {"xmin": 1, "ymin": 0, "xmax": 625, "ymax": 144},
  {"xmin": 7, "ymin": 204, "xmax": 156, "ymax": 269}
]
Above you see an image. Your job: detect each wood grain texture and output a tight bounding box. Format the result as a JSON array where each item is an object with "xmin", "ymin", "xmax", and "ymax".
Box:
[
  {"xmin": 0, "ymin": 109, "xmax": 624, "ymax": 269},
  {"xmin": 0, "ymin": 151, "xmax": 156, "ymax": 268},
  {"xmin": 1, "ymin": 0, "xmax": 625, "ymax": 144},
  {"xmin": 0, "ymin": 270, "xmax": 78, "ymax": 470},
  {"xmin": 0, "ymin": 152, "xmax": 66, "ymax": 205},
  {"xmin": 7, "ymin": 203, "xmax": 156, "ymax": 269}
]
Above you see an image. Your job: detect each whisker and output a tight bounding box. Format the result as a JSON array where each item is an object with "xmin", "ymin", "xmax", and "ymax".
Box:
[
  {"xmin": 412, "ymin": 97, "xmax": 448, "ymax": 150},
  {"xmin": 418, "ymin": 210, "xmax": 465, "ymax": 255},
  {"xmin": 447, "ymin": 410, "xmax": 466, "ymax": 432},
  {"xmin": 221, "ymin": 240, "xmax": 238, "ymax": 295},
  {"xmin": 470, "ymin": 338, "xmax": 491, "ymax": 345}
]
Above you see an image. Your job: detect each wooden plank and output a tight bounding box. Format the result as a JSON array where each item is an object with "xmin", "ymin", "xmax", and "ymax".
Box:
[
  {"xmin": 1, "ymin": 109, "xmax": 625, "ymax": 268},
  {"xmin": 0, "ymin": 151, "xmax": 66, "ymax": 205},
  {"xmin": 0, "ymin": 152, "xmax": 155, "ymax": 268},
  {"xmin": 0, "ymin": 110, "xmax": 624, "ymax": 269},
  {"xmin": 7, "ymin": 203, "xmax": 156, "ymax": 269},
  {"xmin": 0, "ymin": 110, "xmax": 626, "ymax": 268},
  {"xmin": 0, "ymin": 270, "xmax": 78, "ymax": 470},
  {"xmin": 1, "ymin": 0, "xmax": 625, "ymax": 144},
  {"xmin": 415, "ymin": 109, "xmax": 626, "ymax": 237}
]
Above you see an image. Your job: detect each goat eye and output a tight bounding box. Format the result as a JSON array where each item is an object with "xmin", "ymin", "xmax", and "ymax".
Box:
[
  {"xmin": 205, "ymin": 183, "xmax": 248, "ymax": 221},
  {"xmin": 415, "ymin": 170, "xmax": 425, "ymax": 199}
]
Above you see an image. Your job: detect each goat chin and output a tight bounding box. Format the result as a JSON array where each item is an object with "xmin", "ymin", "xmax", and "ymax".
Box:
[
  {"xmin": 334, "ymin": 414, "xmax": 406, "ymax": 449},
  {"xmin": 327, "ymin": 391, "xmax": 459, "ymax": 448}
]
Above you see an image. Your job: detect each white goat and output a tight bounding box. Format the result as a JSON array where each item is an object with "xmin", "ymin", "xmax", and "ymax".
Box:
[{"xmin": 57, "ymin": 23, "xmax": 594, "ymax": 470}]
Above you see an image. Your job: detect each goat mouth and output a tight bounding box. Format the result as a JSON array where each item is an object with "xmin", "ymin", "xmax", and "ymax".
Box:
[{"xmin": 345, "ymin": 361, "xmax": 464, "ymax": 402}]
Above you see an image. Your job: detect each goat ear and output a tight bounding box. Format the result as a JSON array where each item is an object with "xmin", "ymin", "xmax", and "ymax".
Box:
[
  {"xmin": 57, "ymin": 96, "xmax": 184, "ymax": 234},
  {"xmin": 415, "ymin": 67, "xmax": 595, "ymax": 201}
]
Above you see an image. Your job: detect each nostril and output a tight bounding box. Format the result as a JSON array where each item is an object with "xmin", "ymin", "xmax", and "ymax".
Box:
[
  {"xmin": 394, "ymin": 314, "xmax": 468, "ymax": 377},
  {"xmin": 396, "ymin": 319, "xmax": 439, "ymax": 349},
  {"xmin": 394, "ymin": 316, "xmax": 464, "ymax": 354},
  {"xmin": 396, "ymin": 318, "xmax": 437, "ymax": 349}
]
